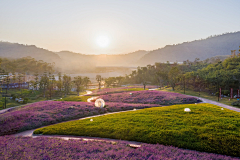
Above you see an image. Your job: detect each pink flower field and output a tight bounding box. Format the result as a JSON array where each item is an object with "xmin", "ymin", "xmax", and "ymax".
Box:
[
  {"xmin": 99, "ymin": 90, "xmax": 199, "ymax": 105},
  {"xmin": 0, "ymin": 136, "xmax": 238, "ymax": 160}
]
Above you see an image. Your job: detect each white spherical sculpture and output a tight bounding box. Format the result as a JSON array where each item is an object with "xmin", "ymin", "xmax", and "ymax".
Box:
[
  {"xmin": 184, "ymin": 108, "xmax": 191, "ymax": 112},
  {"xmin": 95, "ymin": 98, "xmax": 105, "ymax": 108}
]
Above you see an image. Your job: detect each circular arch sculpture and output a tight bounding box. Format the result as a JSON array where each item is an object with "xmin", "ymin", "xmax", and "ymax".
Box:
[{"xmin": 95, "ymin": 98, "xmax": 105, "ymax": 108}]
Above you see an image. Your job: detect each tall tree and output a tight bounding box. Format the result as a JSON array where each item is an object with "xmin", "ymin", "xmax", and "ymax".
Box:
[
  {"xmin": 39, "ymin": 72, "xmax": 49, "ymax": 98},
  {"xmin": 96, "ymin": 75, "xmax": 102, "ymax": 89},
  {"xmin": 57, "ymin": 72, "xmax": 63, "ymax": 96},
  {"xmin": 73, "ymin": 76, "xmax": 83, "ymax": 96},
  {"xmin": 168, "ymin": 67, "xmax": 180, "ymax": 91},
  {"xmin": 34, "ymin": 72, "xmax": 39, "ymax": 90},
  {"xmin": 83, "ymin": 77, "xmax": 91, "ymax": 89},
  {"xmin": 63, "ymin": 74, "xmax": 71, "ymax": 97}
]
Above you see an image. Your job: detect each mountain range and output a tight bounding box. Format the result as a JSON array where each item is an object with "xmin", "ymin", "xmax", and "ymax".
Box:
[
  {"xmin": 137, "ymin": 31, "xmax": 240, "ymax": 66},
  {"xmin": 0, "ymin": 31, "xmax": 239, "ymax": 72}
]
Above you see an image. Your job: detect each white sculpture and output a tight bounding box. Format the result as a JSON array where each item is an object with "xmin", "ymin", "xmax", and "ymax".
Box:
[
  {"xmin": 184, "ymin": 108, "xmax": 191, "ymax": 112},
  {"xmin": 95, "ymin": 98, "xmax": 105, "ymax": 108}
]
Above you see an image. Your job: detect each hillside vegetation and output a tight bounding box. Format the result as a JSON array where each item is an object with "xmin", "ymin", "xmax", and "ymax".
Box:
[{"xmin": 137, "ymin": 32, "xmax": 239, "ymax": 65}]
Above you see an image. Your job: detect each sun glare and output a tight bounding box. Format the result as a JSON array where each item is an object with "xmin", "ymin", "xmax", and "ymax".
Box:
[{"xmin": 96, "ymin": 36, "xmax": 110, "ymax": 48}]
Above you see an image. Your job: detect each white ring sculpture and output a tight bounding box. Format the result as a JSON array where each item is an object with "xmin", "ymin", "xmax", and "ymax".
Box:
[{"xmin": 95, "ymin": 98, "xmax": 105, "ymax": 108}]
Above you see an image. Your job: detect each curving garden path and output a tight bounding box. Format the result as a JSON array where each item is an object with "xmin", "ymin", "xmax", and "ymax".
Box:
[
  {"xmin": 196, "ymin": 96, "xmax": 240, "ymax": 112},
  {"xmin": 13, "ymin": 95, "xmax": 240, "ymax": 148},
  {"xmin": 14, "ymin": 109, "xmax": 143, "ymax": 148},
  {"xmin": 6, "ymin": 89, "xmax": 240, "ymax": 153}
]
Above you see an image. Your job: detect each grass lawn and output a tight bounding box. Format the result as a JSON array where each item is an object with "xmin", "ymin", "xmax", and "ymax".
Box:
[
  {"xmin": 161, "ymin": 87, "xmax": 239, "ymax": 107},
  {"xmin": 34, "ymin": 103, "xmax": 240, "ymax": 157},
  {"xmin": 0, "ymin": 89, "xmax": 87, "ymax": 110}
]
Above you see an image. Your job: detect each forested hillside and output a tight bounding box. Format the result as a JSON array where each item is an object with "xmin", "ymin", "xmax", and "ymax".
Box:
[{"xmin": 137, "ymin": 32, "xmax": 240, "ymax": 66}]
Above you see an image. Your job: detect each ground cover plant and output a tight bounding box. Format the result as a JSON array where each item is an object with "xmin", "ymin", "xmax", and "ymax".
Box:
[
  {"xmin": 99, "ymin": 90, "xmax": 199, "ymax": 105},
  {"xmin": 0, "ymin": 136, "xmax": 238, "ymax": 160},
  {"xmin": 0, "ymin": 101, "xmax": 159, "ymax": 136},
  {"xmin": 90, "ymin": 85, "xmax": 158, "ymax": 96},
  {"xmin": 34, "ymin": 103, "xmax": 240, "ymax": 157}
]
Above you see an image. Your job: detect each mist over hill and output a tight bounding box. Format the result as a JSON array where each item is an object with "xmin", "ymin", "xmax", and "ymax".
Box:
[
  {"xmin": 137, "ymin": 32, "xmax": 240, "ymax": 66},
  {"xmin": 0, "ymin": 32, "xmax": 239, "ymax": 72},
  {"xmin": 56, "ymin": 50, "xmax": 148, "ymax": 67}
]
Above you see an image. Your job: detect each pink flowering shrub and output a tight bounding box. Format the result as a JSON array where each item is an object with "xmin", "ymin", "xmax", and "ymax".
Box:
[
  {"xmin": 0, "ymin": 136, "xmax": 238, "ymax": 160},
  {"xmin": 99, "ymin": 90, "xmax": 198, "ymax": 105}
]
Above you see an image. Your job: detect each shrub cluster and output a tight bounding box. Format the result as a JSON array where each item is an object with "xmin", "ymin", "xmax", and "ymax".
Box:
[
  {"xmin": 232, "ymin": 100, "xmax": 240, "ymax": 106},
  {"xmin": 99, "ymin": 90, "xmax": 199, "ymax": 105},
  {"xmin": 0, "ymin": 136, "xmax": 238, "ymax": 160}
]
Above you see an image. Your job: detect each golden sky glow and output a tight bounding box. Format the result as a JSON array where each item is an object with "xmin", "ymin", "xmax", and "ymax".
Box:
[{"xmin": 0, "ymin": 1, "xmax": 240, "ymax": 55}]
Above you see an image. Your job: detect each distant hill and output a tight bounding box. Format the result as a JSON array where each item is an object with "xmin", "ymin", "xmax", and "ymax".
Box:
[
  {"xmin": 137, "ymin": 32, "xmax": 240, "ymax": 66},
  {"xmin": 0, "ymin": 42, "xmax": 148, "ymax": 73},
  {"xmin": 0, "ymin": 31, "xmax": 239, "ymax": 72},
  {"xmin": 0, "ymin": 42, "xmax": 61, "ymax": 63}
]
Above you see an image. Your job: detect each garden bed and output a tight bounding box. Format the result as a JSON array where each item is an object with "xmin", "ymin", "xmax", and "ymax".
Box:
[
  {"xmin": 0, "ymin": 136, "xmax": 238, "ymax": 160},
  {"xmin": 34, "ymin": 103, "xmax": 240, "ymax": 157},
  {"xmin": 0, "ymin": 101, "xmax": 160, "ymax": 136},
  {"xmin": 99, "ymin": 90, "xmax": 199, "ymax": 105}
]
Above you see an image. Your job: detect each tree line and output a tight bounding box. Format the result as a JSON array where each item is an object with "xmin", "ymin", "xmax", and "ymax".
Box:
[
  {"xmin": 104, "ymin": 48, "xmax": 240, "ymax": 96},
  {"xmin": 28, "ymin": 73, "xmax": 91, "ymax": 98},
  {"xmin": 0, "ymin": 57, "xmax": 92, "ymax": 108}
]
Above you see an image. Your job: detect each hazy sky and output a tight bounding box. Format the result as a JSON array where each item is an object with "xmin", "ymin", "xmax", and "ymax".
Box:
[{"xmin": 0, "ymin": 0, "xmax": 240, "ymax": 55}]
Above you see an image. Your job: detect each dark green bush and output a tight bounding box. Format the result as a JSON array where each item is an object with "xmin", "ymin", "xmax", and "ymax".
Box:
[
  {"xmin": 11, "ymin": 94, "xmax": 16, "ymax": 99},
  {"xmin": 232, "ymin": 100, "xmax": 240, "ymax": 106},
  {"xmin": 222, "ymin": 90, "xmax": 230, "ymax": 96},
  {"xmin": 23, "ymin": 98, "xmax": 29, "ymax": 104}
]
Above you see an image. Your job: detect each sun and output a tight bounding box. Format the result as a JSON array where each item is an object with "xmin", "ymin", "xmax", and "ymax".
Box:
[{"xmin": 96, "ymin": 35, "xmax": 110, "ymax": 48}]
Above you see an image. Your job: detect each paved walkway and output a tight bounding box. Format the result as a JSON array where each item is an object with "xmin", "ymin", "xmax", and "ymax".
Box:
[
  {"xmin": 196, "ymin": 97, "xmax": 240, "ymax": 112},
  {"xmin": 6, "ymin": 90, "xmax": 240, "ymax": 149},
  {"xmin": 15, "ymin": 129, "xmax": 142, "ymax": 148},
  {"xmin": 14, "ymin": 109, "xmax": 143, "ymax": 148},
  {"xmin": 0, "ymin": 104, "xmax": 28, "ymax": 114}
]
